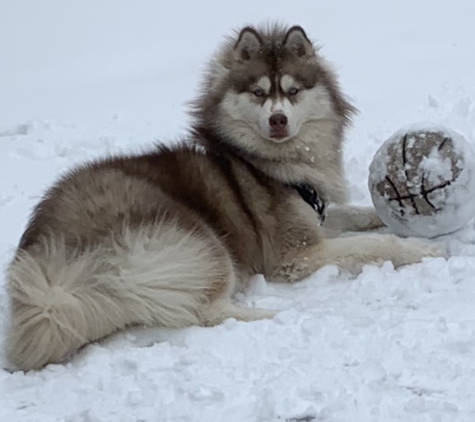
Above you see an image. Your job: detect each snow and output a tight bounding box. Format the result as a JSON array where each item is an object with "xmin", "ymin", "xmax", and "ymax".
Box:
[{"xmin": 1, "ymin": 0, "xmax": 475, "ymax": 421}]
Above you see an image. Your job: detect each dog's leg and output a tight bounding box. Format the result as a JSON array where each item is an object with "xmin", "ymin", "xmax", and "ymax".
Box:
[
  {"xmin": 272, "ymin": 234, "xmax": 446, "ymax": 282},
  {"xmin": 201, "ymin": 301, "xmax": 276, "ymax": 326},
  {"xmin": 315, "ymin": 234, "xmax": 446, "ymax": 273},
  {"xmin": 322, "ymin": 204, "xmax": 385, "ymax": 237}
]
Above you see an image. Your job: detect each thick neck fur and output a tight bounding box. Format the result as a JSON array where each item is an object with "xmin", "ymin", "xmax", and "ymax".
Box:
[
  {"xmin": 189, "ymin": 23, "xmax": 356, "ymax": 204},
  {"xmin": 191, "ymin": 120, "xmax": 348, "ymax": 204}
]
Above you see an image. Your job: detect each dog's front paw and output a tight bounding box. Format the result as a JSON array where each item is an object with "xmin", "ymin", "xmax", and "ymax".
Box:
[
  {"xmin": 347, "ymin": 206, "xmax": 386, "ymax": 231},
  {"xmin": 393, "ymin": 237, "xmax": 447, "ymax": 267},
  {"xmin": 364, "ymin": 210, "xmax": 386, "ymax": 230}
]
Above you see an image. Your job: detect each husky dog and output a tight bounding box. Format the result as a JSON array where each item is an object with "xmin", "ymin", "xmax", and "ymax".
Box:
[{"xmin": 6, "ymin": 24, "xmax": 445, "ymax": 371}]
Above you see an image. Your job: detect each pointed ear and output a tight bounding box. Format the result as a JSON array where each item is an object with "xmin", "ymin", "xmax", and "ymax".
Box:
[
  {"xmin": 283, "ymin": 26, "xmax": 314, "ymax": 58},
  {"xmin": 233, "ymin": 27, "xmax": 262, "ymax": 61}
]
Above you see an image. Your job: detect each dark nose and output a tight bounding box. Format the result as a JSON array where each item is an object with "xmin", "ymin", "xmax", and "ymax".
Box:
[{"xmin": 269, "ymin": 113, "xmax": 288, "ymax": 129}]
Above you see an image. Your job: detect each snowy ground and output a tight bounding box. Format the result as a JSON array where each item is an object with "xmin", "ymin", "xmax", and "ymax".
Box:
[{"xmin": 1, "ymin": 1, "xmax": 475, "ymax": 421}]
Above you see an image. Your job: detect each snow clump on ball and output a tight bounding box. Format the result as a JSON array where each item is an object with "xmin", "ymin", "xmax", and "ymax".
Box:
[{"xmin": 368, "ymin": 123, "xmax": 475, "ymax": 238}]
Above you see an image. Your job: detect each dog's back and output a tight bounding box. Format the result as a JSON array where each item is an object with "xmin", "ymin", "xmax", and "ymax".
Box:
[{"xmin": 7, "ymin": 144, "xmax": 283, "ymax": 370}]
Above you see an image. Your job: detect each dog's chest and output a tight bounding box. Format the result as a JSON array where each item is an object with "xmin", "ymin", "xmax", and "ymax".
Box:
[{"xmin": 260, "ymin": 187, "xmax": 323, "ymax": 268}]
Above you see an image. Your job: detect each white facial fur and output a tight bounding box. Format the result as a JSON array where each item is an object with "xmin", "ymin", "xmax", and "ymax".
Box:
[
  {"xmin": 255, "ymin": 76, "xmax": 271, "ymax": 94},
  {"xmin": 219, "ymin": 74, "xmax": 335, "ymax": 145},
  {"xmin": 280, "ymin": 74, "xmax": 295, "ymax": 92}
]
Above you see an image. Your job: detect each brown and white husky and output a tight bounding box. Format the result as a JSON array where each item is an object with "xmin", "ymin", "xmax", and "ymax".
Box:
[{"xmin": 5, "ymin": 23, "xmax": 445, "ymax": 371}]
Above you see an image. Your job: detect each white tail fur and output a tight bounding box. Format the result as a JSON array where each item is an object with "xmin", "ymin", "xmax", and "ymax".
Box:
[{"xmin": 6, "ymin": 223, "xmax": 237, "ymax": 371}]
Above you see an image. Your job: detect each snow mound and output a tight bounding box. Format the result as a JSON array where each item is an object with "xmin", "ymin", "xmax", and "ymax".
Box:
[{"xmin": 369, "ymin": 123, "xmax": 475, "ymax": 238}]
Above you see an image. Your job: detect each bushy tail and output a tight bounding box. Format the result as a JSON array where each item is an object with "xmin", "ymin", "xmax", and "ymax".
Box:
[{"xmin": 6, "ymin": 224, "xmax": 233, "ymax": 371}]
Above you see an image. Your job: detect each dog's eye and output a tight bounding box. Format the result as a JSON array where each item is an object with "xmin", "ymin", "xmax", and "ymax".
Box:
[
  {"xmin": 253, "ymin": 88, "xmax": 265, "ymax": 97},
  {"xmin": 288, "ymin": 87, "xmax": 299, "ymax": 96}
]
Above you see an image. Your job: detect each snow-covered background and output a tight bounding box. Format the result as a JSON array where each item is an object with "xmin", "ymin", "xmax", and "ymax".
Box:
[{"xmin": 1, "ymin": 1, "xmax": 475, "ymax": 421}]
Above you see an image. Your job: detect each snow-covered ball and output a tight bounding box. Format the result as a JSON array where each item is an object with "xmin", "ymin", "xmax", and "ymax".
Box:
[{"xmin": 368, "ymin": 124, "xmax": 475, "ymax": 238}]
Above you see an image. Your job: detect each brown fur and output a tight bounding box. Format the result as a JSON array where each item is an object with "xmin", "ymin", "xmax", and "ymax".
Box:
[{"xmin": 5, "ymin": 23, "xmax": 445, "ymax": 371}]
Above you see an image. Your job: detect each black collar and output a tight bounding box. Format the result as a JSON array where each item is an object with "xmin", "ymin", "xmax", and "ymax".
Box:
[
  {"xmin": 192, "ymin": 127, "xmax": 326, "ymax": 223},
  {"xmin": 291, "ymin": 183, "xmax": 326, "ymax": 224}
]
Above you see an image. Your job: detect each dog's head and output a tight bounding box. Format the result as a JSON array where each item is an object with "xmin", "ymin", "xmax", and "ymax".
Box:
[{"xmin": 192, "ymin": 23, "xmax": 355, "ymax": 156}]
